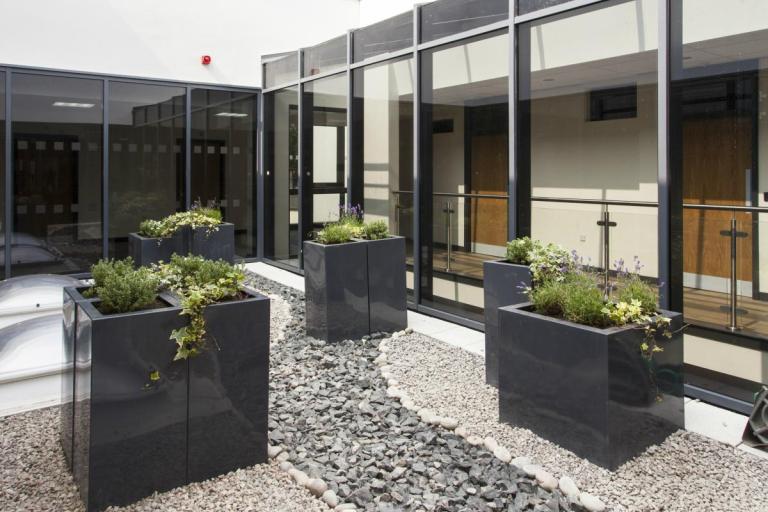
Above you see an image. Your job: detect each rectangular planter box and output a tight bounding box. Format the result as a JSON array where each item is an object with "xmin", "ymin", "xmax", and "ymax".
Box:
[
  {"xmin": 482, "ymin": 260, "xmax": 531, "ymax": 387},
  {"xmin": 128, "ymin": 231, "xmax": 185, "ymax": 267},
  {"xmin": 304, "ymin": 240, "xmax": 370, "ymax": 342},
  {"xmin": 498, "ymin": 303, "xmax": 684, "ymax": 470},
  {"xmin": 365, "ymin": 236, "xmax": 407, "ymax": 334},
  {"xmin": 70, "ymin": 289, "xmax": 188, "ymax": 512},
  {"xmin": 190, "ymin": 222, "xmax": 235, "ymax": 263},
  {"xmin": 186, "ymin": 288, "xmax": 271, "ymax": 482}
]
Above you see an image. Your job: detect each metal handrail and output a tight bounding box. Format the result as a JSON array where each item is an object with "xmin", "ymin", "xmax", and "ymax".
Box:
[
  {"xmin": 532, "ymin": 196, "xmax": 658, "ymax": 208},
  {"xmin": 683, "ymin": 203, "xmax": 768, "ymax": 213},
  {"xmin": 391, "ymin": 190, "xmax": 508, "ymax": 200}
]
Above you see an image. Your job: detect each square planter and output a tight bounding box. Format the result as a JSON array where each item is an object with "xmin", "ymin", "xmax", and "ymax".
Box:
[
  {"xmin": 186, "ymin": 287, "xmax": 271, "ymax": 482},
  {"xmin": 482, "ymin": 260, "xmax": 531, "ymax": 387},
  {"xmin": 364, "ymin": 236, "xmax": 407, "ymax": 334},
  {"xmin": 69, "ymin": 289, "xmax": 188, "ymax": 512},
  {"xmin": 304, "ymin": 240, "xmax": 370, "ymax": 342},
  {"xmin": 498, "ymin": 303, "xmax": 684, "ymax": 470},
  {"xmin": 128, "ymin": 231, "xmax": 186, "ymax": 267},
  {"xmin": 190, "ymin": 222, "xmax": 235, "ymax": 263}
]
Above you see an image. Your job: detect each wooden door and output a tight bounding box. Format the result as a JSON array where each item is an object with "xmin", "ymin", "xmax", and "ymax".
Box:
[
  {"xmin": 682, "ymin": 116, "xmax": 752, "ymax": 281},
  {"xmin": 470, "ymin": 133, "xmax": 508, "ymax": 247}
]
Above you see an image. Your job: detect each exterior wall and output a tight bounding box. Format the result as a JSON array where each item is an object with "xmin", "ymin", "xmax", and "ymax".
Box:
[{"xmin": 0, "ymin": 0, "xmax": 360, "ymax": 87}]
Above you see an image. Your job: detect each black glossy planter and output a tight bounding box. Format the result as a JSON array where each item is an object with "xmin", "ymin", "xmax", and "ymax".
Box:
[
  {"xmin": 304, "ymin": 240, "xmax": 370, "ymax": 342},
  {"xmin": 128, "ymin": 232, "xmax": 186, "ymax": 267},
  {"xmin": 190, "ymin": 223, "xmax": 235, "ymax": 263},
  {"xmin": 186, "ymin": 288, "xmax": 270, "ymax": 481},
  {"xmin": 364, "ymin": 236, "xmax": 407, "ymax": 334},
  {"xmin": 482, "ymin": 260, "xmax": 531, "ymax": 387},
  {"xmin": 498, "ymin": 303, "xmax": 684, "ymax": 470},
  {"xmin": 69, "ymin": 289, "xmax": 188, "ymax": 512}
]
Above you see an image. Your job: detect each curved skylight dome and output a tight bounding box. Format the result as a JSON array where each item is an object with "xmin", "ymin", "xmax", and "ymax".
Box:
[{"xmin": 0, "ymin": 314, "xmax": 63, "ymax": 379}]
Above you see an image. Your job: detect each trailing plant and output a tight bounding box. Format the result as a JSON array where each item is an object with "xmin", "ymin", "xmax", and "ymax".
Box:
[
  {"xmin": 88, "ymin": 258, "xmax": 159, "ymax": 314},
  {"xmin": 137, "ymin": 201, "xmax": 223, "ymax": 240},
  {"xmin": 505, "ymin": 237, "xmax": 535, "ymax": 265},
  {"xmin": 156, "ymin": 255, "xmax": 245, "ymax": 360},
  {"xmin": 361, "ymin": 220, "xmax": 390, "ymax": 240}
]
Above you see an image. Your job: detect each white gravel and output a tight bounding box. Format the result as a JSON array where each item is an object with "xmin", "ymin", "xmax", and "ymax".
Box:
[{"xmin": 386, "ymin": 332, "xmax": 768, "ymax": 512}]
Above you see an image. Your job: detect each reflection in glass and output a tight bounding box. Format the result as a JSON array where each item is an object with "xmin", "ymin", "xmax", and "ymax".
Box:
[
  {"xmin": 517, "ymin": 0, "xmax": 574, "ymax": 16},
  {"xmin": 108, "ymin": 82, "xmax": 185, "ymax": 258},
  {"xmin": 0, "ymin": 71, "xmax": 4, "ymax": 276},
  {"xmin": 352, "ymin": 56, "xmax": 414, "ymax": 295},
  {"xmin": 420, "ymin": 31, "xmax": 509, "ymax": 321},
  {"xmin": 302, "ymin": 74, "xmax": 348, "ymax": 248},
  {"xmin": 420, "ymin": 0, "xmax": 508, "ymax": 43},
  {"xmin": 264, "ymin": 52, "xmax": 299, "ymax": 89},
  {"xmin": 264, "ymin": 87, "xmax": 299, "ymax": 267},
  {"xmin": 672, "ymin": 2, "xmax": 768, "ymax": 400},
  {"xmin": 353, "ymin": 12, "xmax": 413, "ymax": 63},
  {"xmin": 191, "ymin": 89, "xmax": 257, "ymax": 258},
  {"xmin": 12, "ymin": 74, "xmax": 103, "ymax": 275},
  {"xmin": 519, "ymin": 0, "xmax": 659, "ymax": 288},
  {"xmin": 303, "ymin": 36, "xmax": 347, "ymax": 77}
]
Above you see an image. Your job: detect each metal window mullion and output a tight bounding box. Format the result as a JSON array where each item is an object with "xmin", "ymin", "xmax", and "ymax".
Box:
[
  {"xmin": 346, "ymin": 30, "xmax": 353, "ymax": 209},
  {"xmin": 102, "ymin": 79, "xmax": 109, "ymax": 259},
  {"xmin": 412, "ymin": 4, "xmax": 421, "ymax": 306},
  {"xmin": 657, "ymin": 0, "xmax": 671, "ymax": 310},
  {"xmin": 185, "ymin": 87, "xmax": 192, "ymax": 210},
  {"xmin": 4, "ymin": 70, "xmax": 11, "ymax": 279},
  {"xmin": 297, "ymin": 50, "xmax": 305, "ymax": 269},
  {"xmin": 508, "ymin": 0, "xmax": 517, "ymax": 240},
  {"xmin": 256, "ymin": 91, "xmax": 265, "ymax": 259}
]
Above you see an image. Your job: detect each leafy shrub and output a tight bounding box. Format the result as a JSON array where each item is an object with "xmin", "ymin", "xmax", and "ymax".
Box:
[
  {"xmin": 615, "ymin": 273, "xmax": 658, "ymax": 314},
  {"xmin": 315, "ymin": 223, "xmax": 355, "ymax": 245},
  {"xmin": 506, "ymin": 237, "xmax": 535, "ymax": 265},
  {"xmin": 137, "ymin": 205, "xmax": 223, "ymax": 239},
  {"xmin": 560, "ymin": 273, "xmax": 610, "ymax": 327},
  {"xmin": 89, "ymin": 258, "xmax": 159, "ymax": 314},
  {"xmin": 529, "ymin": 279, "xmax": 566, "ymax": 316},
  {"xmin": 361, "ymin": 220, "xmax": 389, "ymax": 240},
  {"xmin": 138, "ymin": 219, "xmax": 165, "ymax": 238},
  {"xmin": 528, "ymin": 242, "xmax": 574, "ymax": 285}
]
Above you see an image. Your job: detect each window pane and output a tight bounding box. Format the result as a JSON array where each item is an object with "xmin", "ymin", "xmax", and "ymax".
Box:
[
  {"xmin": 0, "ymin": 72, "xmax": 4, "ymax": 276},
  {"xmin": 12, "ymin": 74, "xmax": 103, "ymax": 275},
  {"xmin": 108, "ymin": 82, "xmax": 185, "ymax": 258},
  {"xmin": 264, "ymin": 53, "xmax": 298, "ymax": 89},
  {"xmin": 191, "ymin": 89, "xmax": 257, "ymax": 258},
  {"xmin": 303, "ymin": 36, "xmax": 347, "ymax": 77},
  {"xmin": 672, "ymin": 2, "xmax": 768, "ymax": 400},
  {"xmin": 517, "ymin": 0, "xmax": 575, "ymax": 16},
  {"xmin": 420, "ymin": 0, "xmax": 508, "ymax": 43},
  {"xmin": 264, "ymin": 87, "xmax": 299, "ymax": 267},
  {"xmin": 353, "ymin": 12, "xmax": 413, "ymax": 63},
  {"xmin": 420, "ymin": 31, "xmax": 509, "ymax": 320},
  {"xmin": 302, "ymin": 74, "xmax": 348, "ymax": 247},
  {"xmin": 519, "ymin": 0, "xmax": 658, "ymax": 288},
  {"xmin": 352, "ymin": 57, "xmax": 414, "ymax": 296}
]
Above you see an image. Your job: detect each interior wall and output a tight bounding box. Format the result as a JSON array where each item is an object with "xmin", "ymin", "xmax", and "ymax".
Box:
[{"xmin": 273, "ymin": 92, "xmax": 293, "ymax": 260}]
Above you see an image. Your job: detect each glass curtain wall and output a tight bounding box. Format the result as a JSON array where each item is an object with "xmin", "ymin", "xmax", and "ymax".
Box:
[
  {"xmin": 264, "ymin": 87, "xmax": 300, "ymax": 267},
  {"xmin": 11, "ymin": 74, "xmax": 103, "ymax": 275},
  {"xmin": 519, "ymin": 0, "xmax": 659, "ymax": 294},
  {"xmin": 108, "ymin": 82, "xmax": 185, "ymax": 258},
  {"xmin": 671, "ymin": 1, "xmax": 768, "ymax": 402},
  {"xmin": 191, "ymin": 89, "xmax": 257, "ymax": 257},
  {"xmin": 301, "ymin": 74, "xmax": 348, "ymax": 245},
  {"xmin": 0, "ymin": 72, "xmax": 4, "ymax": 276},
  {"xmin": 351, "ymin": 56, "xmax": 414, "ymax": 296},
  {"xmin": 420, "ymin": 31, "xmax": 509, "ymax": 321}
]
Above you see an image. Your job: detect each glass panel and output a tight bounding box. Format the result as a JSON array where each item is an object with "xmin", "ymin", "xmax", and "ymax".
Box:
[
  {"xmin": 420, "ymin": 0, "xmax": 508, "ymax": 43},
  {"xmin": 520, "ymin": 0, "xmax": 659, "ymax": 287},
  {"xmin": 191, "ymin": 89, "xmax": 257, "ymax": 258},
  {"xmin": 264, "ymin": 52, "xmax": 298, "ymax": 89},
  {"xmin": 108, "ymin": 82, "xmax": 185, "ymax": 258},
  {"xmin": 264, "ymin": 87, "xmax": 299, "ymax": 267},
  {"xmin": 303, "ymin": 35, "xmax": 347, "ymax": 77},
  {"xmin": 302, "ymin": 74, "xmax": 348, "ymax": 251},
  {"xmin": 0, "ymin": 71, "xmax": 4, "ymax": 276},
  {"xmin": 352, "ymin": 56, "xmax": 414, "ymax": 296},
  {"xmin": 672, "ymin": 0, "xmax": 768, "ymax": 400},
  {"xmin": 517, "ymin": 0, "xmax": 575, "ymax": 16},
  {"xmin": 353, "ymin": 11, "xmax": 413, "ymax": 63},
  {"xmin": 11, "ymin": 74, "xmax": 103, "ymax": 275},
  {"xmin": 420, "ymin": 31, "xmax": 509, "ymax": 321}
]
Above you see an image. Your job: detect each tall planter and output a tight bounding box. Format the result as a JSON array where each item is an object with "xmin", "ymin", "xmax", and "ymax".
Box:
[
  {"xmin": 190, "ymin": 223, "xmax": 235, "ymax": 263},
  {"xmin": 482, "ymin": 260, "xmax": 531, "ymax": 387},
  {"xmin": 364, "ymin": 236, "xmax": 407, "ymax": 333},
  {"xmin": 304, "ymin": 240, "xmax": 370, "ymax": 342},
  {"xmin": 498, "ymin": 303, "xmax": 684, "ymax": 470},
  {"xmin": 186, "ymin": 288, "xmax": 270, "ymax": 481},
  {"xmin": 128, "ymin": 231, "xmax": 186, "ymax": 267},
  {"xmin": 69, "ymin": 290, "xmax": 188, "ymax": 512}
]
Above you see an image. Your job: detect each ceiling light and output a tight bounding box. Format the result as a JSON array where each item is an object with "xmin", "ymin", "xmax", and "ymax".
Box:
[
  {"xmin": 216, "ymin": 112, "xmax": 248, "ymax": 118},
  {"xmin": 53, "ymin": 101, "xmax": 95, "ymax": 108}
]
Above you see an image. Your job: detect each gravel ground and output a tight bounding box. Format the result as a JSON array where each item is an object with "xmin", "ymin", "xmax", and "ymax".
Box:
[{"xmin": 386, "ymin": 332, "xmax": 768, "ymax": 512}]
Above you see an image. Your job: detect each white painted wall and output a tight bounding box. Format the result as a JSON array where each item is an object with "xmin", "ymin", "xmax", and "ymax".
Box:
[{"xmin": 0, "ymin": 0, "xmax": 360, "ymax": 87}]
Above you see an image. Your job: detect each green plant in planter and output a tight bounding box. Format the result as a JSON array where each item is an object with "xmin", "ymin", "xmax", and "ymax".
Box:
[
  {"xmin": 138, "ymin": 219, "xmax": 165, "ymax": 238},
  {"xmin": 505, "ymin": 237, "xmax": 535, "ymax": 265},
  {"xmin": 156, "ymin": 255, "xmax": 245, "ymax": 360},
  {"xmin": 361, "ymin": 220, "xmax": 389, "ymax": 240},
  {"xmin": 315, "ymin": 223, "xmax": 355, "ymax": 245},
  {"xmin": 88, "ymin": 258, "xmax": 160, "ymax": 314},
  {"xmin": 137, "ymin": 202, "xmax": 223, "ymax": 240}
]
